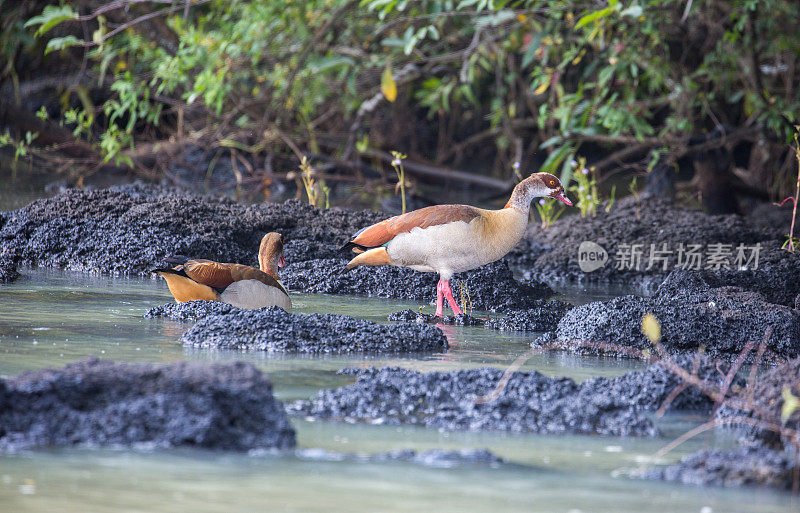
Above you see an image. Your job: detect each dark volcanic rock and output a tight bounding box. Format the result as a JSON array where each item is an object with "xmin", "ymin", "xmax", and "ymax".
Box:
[
  {"xmin": 387, "ymin": 309, "xmax": 484, "ymax": 326},
  {"xmin": 699, "ymin": 246, "xmax": 800, "ymax": 307},
  {"xmin": 602, "ymin": 355, "xmax": 724, "ymax": 412},
  {"xmin": 484, "ymin": 300, "xmax": 572, "ymax": 331},
  {"xmin": 282, "ymin": 259, "xmax": 553, "ymax": 312},
  {"xmin": 0, "ymin": 246, "xmax": 19, "ymax": 283},
  {"xmin": 180, "ymin": 306, "xmax": 448, "ymax": 354},
  {"xmin": 0, "ymin": 184, "xmax": 383, "ymax": 276},
  {"xmin": 554, "ymin": 270, "xmax": 800, "ymax": 359},
  {"xmin": 518, "ymin": 194, "xmax": 785, "ymax": 289},
  {"xmin": 372, "ymin": 448, "xmax": 504, "ymax": 468},
  {"xmin": 642, "ymin": 448, "xmax": 798, "ymax": 490},
  {"xmin": 292, "ymin": 356, "xmax": 726, "ymax": 436},
  {"xmin": 503, "ymin": 227, "xmax": 551, "ymax": 270},
  {"xmin": 0, "ymin": 358, "xmax": 295, "ymax": 452},
  {"xmin": 717, "ymin": 357, "xmax": 800, "ymax": 450},
  {"xmin": 291, "ymin": 358, "xmax": 721, "ymax": 436},
  {"xmin": 144, "ymin": 300, "xmax": 239, "ymax": 322}
]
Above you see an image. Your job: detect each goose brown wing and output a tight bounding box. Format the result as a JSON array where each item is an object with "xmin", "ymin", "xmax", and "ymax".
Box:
[
  {"xmin": 182, "ymin": 259, "xmax": 236, "ymax": 289},
  {"xmin": 227, "ymin": 264, "xmax": 289, "ymax": 297},
  {"xmin": 349, "ymin": 205, "xmax": 481, "ymax": 250}
]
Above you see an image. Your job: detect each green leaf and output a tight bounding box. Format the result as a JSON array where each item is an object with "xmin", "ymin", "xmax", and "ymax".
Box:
[
  {"xmin": 539, "ymin": 143, "xmax": 574, "ymax": 174},
  {"xmin": 620, "ymin": 5, "xmax": 643, "ymax": 18},
  {"xmin": 25, "ymin": 5, "xmax": 78, "ymax": 36},
  {"xmin": 540, "ymin": 135, "xmax": 562, "ymax": 149},
  {"xmin": 309, "ymin": 56, "xmax": 355, "ymax": 73},
  {"xmin": 475, "ymin": 10, "xmax": 516, "ymax": 28},
  {"xmin": 575, "ymin": 7, "xmax": 615, "ymax": 30},
  {"xmin": 457, "ymin": 0, "xmax": 481, "ymax": 9},
  {"xmin": 782, "ymin": 386, "xmax": 799, "ymax": 424},
  {"xmin": 381, "ymin": 37, "xmax": 406, "ymax": 48},
  {"xmin": 521, "ymin": 33, "xmax": 543, "ymax": 69},
  {"xmin": 44, "ymin": 36, "xmax": 82, "ymax": 55}
]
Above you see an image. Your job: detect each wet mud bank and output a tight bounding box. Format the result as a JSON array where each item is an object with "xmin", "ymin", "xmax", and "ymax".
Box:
[
  {"xmin": 0, "ymin": 183, "xmax": 383, "ymax": 277},
  {"xmin": 0, "ymin": 247, "xmax": 19, "ymax": 283},
  {"xmin": 147, "ymin": 302, "xmax": 448, "ymax": 354},
  {"xmin": 641, "ymin": 448, "xmax": 798, "ymax": 491},
  {"xmin": 641, "ymin": 357, "xmax": 800, "ymax": 491},
  {"xmin": 290, "ymin": 357, "xmax": 722, "ymax": 437},
  {"xmin": 717, "ymin": 357, "xmax": 800, "ymax": 451},
  {"xmin": 483, "ymin": 300, "xmax": 573, "ymax": 332},
  {"xmin": 385, "ymin": 299, "xmax": 573, "ymax": 332},
  {"xmin": 386, "ymin": 309, "xmax": 485, "ymax": 326},
  {"xmin": 0, "ymin": 358, "xmax": 295, "ymax": 452},
  {"xmin": 145, "ymin": 300, "xmax": 241, "ymax": 322},
  {"xmin": 515, "ymin": 194, "xmax": 793, "ymax": 292},
  {"xmin": 552, "ymin": 270, "xmax": 800, "ymax": 360}
]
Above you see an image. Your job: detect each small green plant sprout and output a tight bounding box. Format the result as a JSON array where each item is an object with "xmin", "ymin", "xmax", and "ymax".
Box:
[
  {"xmin": 629, "ymin": 175, "xmax": 642, "ymax": 220},
  {"xmin": 457, "ymin": 280, "xmax": 472, "ymax": 317},
  {"xmin": 776, "ymin": 128, "xmax": 800, "ymax": 252},
  {"xmin": 0, "ymin": 131, "xmax": 38, "ymax": 163},
  {"xmin": 0, "ymin": 130, "xmax": 38, "ymax": 177},
  {"xmin": 568, "ymin": 157, "xmax": 600, "ymax": 218},
  {"xmin": 782, "ymin": 386, "xmax": 799, "ymax": 424},
  {"xmin": 605, "ymin": 184, "xmax": 617, "ymax": 213},
  {"xmin": 535, "ymin": 196, "xmax": 566, "ymax": 229},
  {"xmin": 298, "ymin": 156, "xmax": 320, "ymax": 207},
  {"xmin": 390, "ymin": 151, "xmax": 408, "ymax": 214},
  {"xmin": 355, "ymin": 135, "xmax": 369, "ymax": 154}
]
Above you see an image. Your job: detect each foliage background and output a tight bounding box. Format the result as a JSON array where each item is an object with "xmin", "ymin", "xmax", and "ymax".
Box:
[{"xmin": 1, "ymin": 0, "xmax": 799, "ymax": 205}]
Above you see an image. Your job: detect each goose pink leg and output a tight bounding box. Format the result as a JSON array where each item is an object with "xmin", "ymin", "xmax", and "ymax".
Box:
[
  {"xmin": 435, "ymin": 278, "xmax": 463, "ymax": 316},
  {"xmin": 435, "ymin": 279, "xmax": 445, "ymax": 317}
]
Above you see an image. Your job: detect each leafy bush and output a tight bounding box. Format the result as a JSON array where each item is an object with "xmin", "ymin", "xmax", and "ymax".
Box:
[{"xmin": 6, "ymin": 0, "xmax": 799, "ymax": 195}]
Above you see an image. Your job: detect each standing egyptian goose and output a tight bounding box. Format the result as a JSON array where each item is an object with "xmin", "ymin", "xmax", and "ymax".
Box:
[
  {"xmin": 154, "ymin": 232, "xmax": 291, "ymax": 310},
  {"xmin": 342, "ymin": 172, "xmax": 572, "ymax": 316}
]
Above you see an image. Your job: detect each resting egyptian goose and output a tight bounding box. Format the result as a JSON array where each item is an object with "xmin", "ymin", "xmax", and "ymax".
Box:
[
  {"xmin": 342, "ymin": 172, "xmax": 572, "ymax": 316},
  {"xmin": 154, "ymin": 232, "xmax": 291, "ymax": 310}
]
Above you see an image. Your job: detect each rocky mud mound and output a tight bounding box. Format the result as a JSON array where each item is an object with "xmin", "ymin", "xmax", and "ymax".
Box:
[
  {"xmin": 384, "ymin": 299, "xmax": 571, "ymax": 331},
  {"xmin": 0, "ymin": 247, "xmax": 19, "ymax": 283},
  {"xmin": 699, "ymin": 246, "xmax": 800, "ymax": 307},
  {"xmin": 387, "ymin": 309, "xmax": 484, "ymax": 326},
  {"xmin": 0, "ymin": 358, "xmax": 295, "ymax": 452},
  {"xmin": 291, "ymin": 358, "xmax": 721, "ymax": 436},
  {"xmin": 0, "ymin": 183, "xmax": 383, "ymax": 276},
  {"xmin": 554, "ymin": 270, "xmax": 800, "ymax": 359},
  {"xmin": 144, "ymin": 300, "xmax": 240, "ymax": 322},
  {"xmin": 484, "ymin": 300, "xmax": 573, "ymax": 331},
  {"xmin": 180, "ymin": 306, "xmax": 448, "ymax": 354},
  {"xmin": 282, "ymin": 259, "xmax": 553, "ymax": 312},
  {"xmin": 716, "ymin": 357, "xmax": 800, "ymax": 450},
  {"xmin": 641, "ymin": 448, "xmax": 798, "ymax": 490},
  {"xmin": 517, "ymin": 194, "xmax": 788, "ymax": 289}
]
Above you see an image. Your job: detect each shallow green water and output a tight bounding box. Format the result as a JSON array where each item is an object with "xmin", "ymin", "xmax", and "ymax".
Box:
[{"xmin": 0, "ymin": 270, "xmax": 796, "ymax": 513}]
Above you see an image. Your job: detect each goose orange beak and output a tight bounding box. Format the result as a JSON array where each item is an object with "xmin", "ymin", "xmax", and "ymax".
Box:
[{"xmin": 280, "ymin": 256, "xmax": 286, "ymax": 268}]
